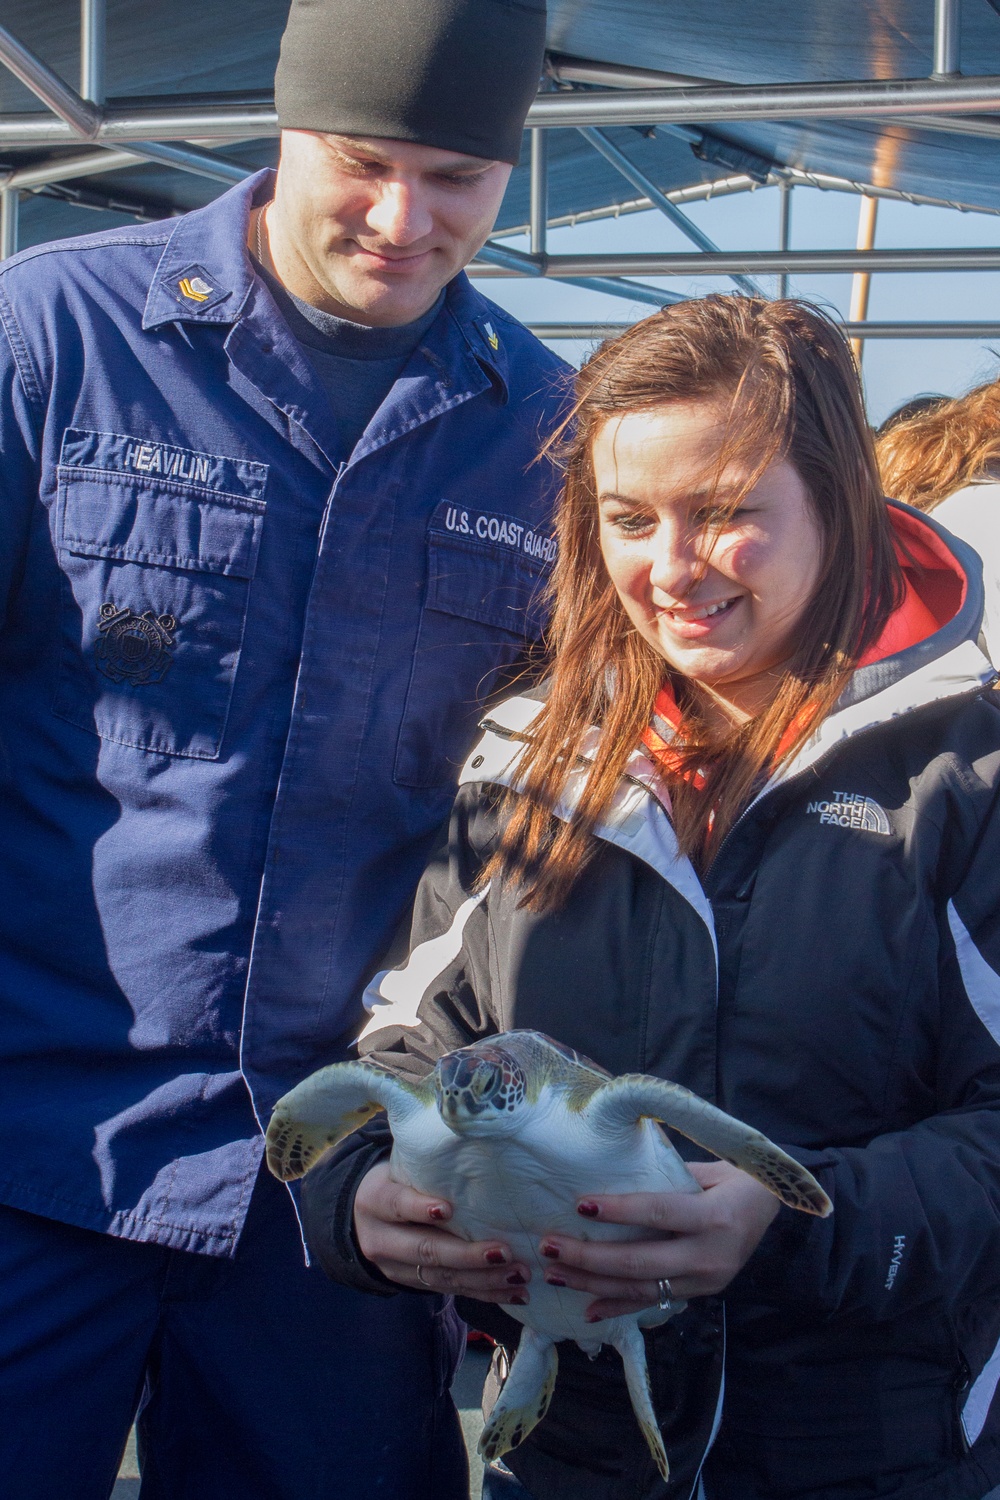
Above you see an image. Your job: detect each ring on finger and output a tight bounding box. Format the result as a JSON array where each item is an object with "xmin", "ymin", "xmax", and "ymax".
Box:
[
  {"xmin": 416, "ymin": 1263, "xmax": 431, "ymax": 1288},
  {"xmin": 657, "ymin": 1277, "xmax": 673, "ymax": 1311}
]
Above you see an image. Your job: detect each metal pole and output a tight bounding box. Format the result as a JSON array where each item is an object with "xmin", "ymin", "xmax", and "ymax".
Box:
[
  {"xmin": 529, "ymin": 128, "xmax": 547, "ymax": 257},
  {"xmin": 80, "ymin": 0, "xmax": 105, "ymax": 104},
  {"xmin": 524, "ymin": 72, "xmax": 1000, "ymax": 129},
  {"xmin": 2, "ymin": 148, "xmax": 137, "ymax": 189},
  {"xmin": 563, "ymin": 277, "xmax": 685, "ymax": 307},
  {"xmin": 578, "ymin": 126, "xmax": 762, "ymax": 296},
  {"xmin": 528, "ymin": 321, "xmax": 1000, "ymax": 340},
  {"xmin": 0, "ymin": 189, "xmax": 18, "ymax": 259},
  {"xmin": 848, "ymin": 195, "xmax": 879, "ymax": 362},
  {"xmin": 474, "ymin": 240, "xmax": 543, "ymax": 275},
  {"xmin": 473, "ymin": 241, "xmax": 682, "ymax": 306},
  {"xmin": 471, "ymin": 246, "xmax": 1000, "ymax": 276},
  {"xmin": 934, "ymin": 0, "xmax": 961, "ymax": 78},
  {"xmin": 548, "ymin": 54, "xmax": 714, "ymax": 89},
  {"xmin": 123, "ymin": 140, "xmax": 250, "ymax": 184},
  {"xmin": 777, "ymin": 182, "xmax": 792, "ymax": 298}
]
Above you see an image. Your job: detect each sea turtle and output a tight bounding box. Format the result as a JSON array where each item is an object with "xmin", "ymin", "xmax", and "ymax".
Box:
[{"xmin": 266, "ymin": 1030, "xmax": 831, "ymax": 1480}]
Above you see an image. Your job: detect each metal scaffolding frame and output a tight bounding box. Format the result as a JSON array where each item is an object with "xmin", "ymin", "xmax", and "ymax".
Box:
[
  {"xmin": 575, "ymin": 125, "xmax": 761, "ymax": 297},
  {"xmin": 471, "ymin": 247, "xmax": 1000, "ymax": 276},
  {"xmin": 489, "ymin": 169, "xmax": 1000, "ymax": 240},
  {"xmin": 5, "ymin": 63, "xmax": 1000, "ymax": 145},
  {"xmin": 527, "ymin": 321, "xmax": 1000, "ymax": 340},
  {"xmin": 0, "ymin": 2, "xmax": 998, "ymax": 345}
]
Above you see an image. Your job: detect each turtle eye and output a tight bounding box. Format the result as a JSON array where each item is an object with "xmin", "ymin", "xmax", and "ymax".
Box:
[{"xmin": 471, "ymin": 1061, "xmax": 504, "ymax": 1101}]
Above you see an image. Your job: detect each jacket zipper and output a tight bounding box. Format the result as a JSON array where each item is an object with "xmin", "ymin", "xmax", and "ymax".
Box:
[{"xmin": 952, "ymin": 1346, "xmax": 972, "ymax": 1455}]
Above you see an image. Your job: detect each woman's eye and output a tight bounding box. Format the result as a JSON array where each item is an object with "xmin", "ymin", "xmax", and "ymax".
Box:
[
  {"xmin": 694, "ymin": 505, "xmax": 745, "ymax": 526},
  {"xmin": 611, "ymin": 513, "xmax": 655, "ymax": 535}
]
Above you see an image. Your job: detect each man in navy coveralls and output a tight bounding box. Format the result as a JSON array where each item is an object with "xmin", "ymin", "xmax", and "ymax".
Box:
[{"xmin": 0, "ymin": 0, "xmax": 564, "ymax": 1493}]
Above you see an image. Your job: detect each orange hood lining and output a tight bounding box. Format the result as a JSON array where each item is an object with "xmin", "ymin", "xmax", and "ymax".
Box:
[{"xmin": 857, "ymin": 503, "xmax": 967, "ymax": 668}]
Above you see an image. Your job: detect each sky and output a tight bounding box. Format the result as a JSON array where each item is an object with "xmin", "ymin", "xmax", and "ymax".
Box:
[{"xmin": 473, "ymin": 177, "xmax": 1000, "ymax": 429}]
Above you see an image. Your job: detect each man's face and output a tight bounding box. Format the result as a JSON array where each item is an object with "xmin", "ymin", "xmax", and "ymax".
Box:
[{"xmin": 268, "ymin": 130, "xmax": 512, "ymax": 326}]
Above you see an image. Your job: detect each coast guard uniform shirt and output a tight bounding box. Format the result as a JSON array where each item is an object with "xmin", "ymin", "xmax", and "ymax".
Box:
[{"xmin": 0, "ymin": 170, "xmax": 566, "ymax": 1256}]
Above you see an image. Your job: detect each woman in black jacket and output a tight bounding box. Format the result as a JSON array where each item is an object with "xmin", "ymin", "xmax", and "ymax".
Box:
[{"xmin": 300, "ymin": 297, "xmax": 1000, "ymax": 1500}]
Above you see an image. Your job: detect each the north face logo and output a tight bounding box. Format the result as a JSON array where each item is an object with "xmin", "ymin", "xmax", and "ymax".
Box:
[{"xmin": 806, "ymin": 791, "xmax": 891, "ymax": 835}]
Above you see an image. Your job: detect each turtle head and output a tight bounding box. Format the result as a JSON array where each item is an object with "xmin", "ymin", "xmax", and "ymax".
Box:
[{"xmin": 434, "ymin": 1043, "xmax": 528, "ymax": 1136}]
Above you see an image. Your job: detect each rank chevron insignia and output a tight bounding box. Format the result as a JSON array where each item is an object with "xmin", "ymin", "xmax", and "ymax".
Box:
[{"xmin": 178, "ymin": 274, "xmax": 213, "ymax": 302}]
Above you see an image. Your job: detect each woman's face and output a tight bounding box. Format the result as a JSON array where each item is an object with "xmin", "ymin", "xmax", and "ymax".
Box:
[{"xmin": 594, "ymin": 401, "xmax": 825, "ymax": 719}]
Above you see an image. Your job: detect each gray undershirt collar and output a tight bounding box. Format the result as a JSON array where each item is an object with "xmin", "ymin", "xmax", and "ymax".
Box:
[
  {"xmin": 253, "ymin": 257, "xmax": 445, "ymax": 464},
  {"xmin": 255, "ymin": 258, "xmax": 444, "ymax": 360}
]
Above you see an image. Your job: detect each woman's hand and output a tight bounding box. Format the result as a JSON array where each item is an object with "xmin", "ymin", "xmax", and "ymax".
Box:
[
  {"xmin": 538, "ymin": 1162, "xmax": 781, "ymax": 1321},
  {"xmin": 353, "ymin": 1159, "xmax": 533, "ymax": 1304}
]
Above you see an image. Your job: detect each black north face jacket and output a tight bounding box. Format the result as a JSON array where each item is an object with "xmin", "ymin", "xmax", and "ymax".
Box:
[{"xmin": 302, "ymin": 505, "xmax": 1000, "ymax": 1500}]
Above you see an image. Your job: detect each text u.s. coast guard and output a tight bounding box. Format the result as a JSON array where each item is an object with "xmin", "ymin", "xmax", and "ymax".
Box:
[{"xmin": 439, "ymin": 503, "xmax": 557, "ymax": 564}]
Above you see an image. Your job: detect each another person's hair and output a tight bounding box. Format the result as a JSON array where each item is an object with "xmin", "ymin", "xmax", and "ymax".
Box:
[
  {"xmin": 876, "ymin": 393, "xmax": 947, "ymax": 439},
  {"xmin": 876, "ymin": 375, "xmax": 1000, "ymax": 511},
  {"xmin": 488, "ymin": 296, "xmax": 902, "ymax": 907}
]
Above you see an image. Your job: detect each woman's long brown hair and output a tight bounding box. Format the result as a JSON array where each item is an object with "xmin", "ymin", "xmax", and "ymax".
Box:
[
  {"xmin": 486, "ymin": 296, "xmax": 903, "ymax": 908},
  {"xmin": 876, "ymin": 375, "xmax": 1000, "ymax": 511}
]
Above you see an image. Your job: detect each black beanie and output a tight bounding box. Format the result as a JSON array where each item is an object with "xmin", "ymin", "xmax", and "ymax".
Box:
[{"xmin": 274, "ymin": 0, "xmax": 546, "ymax": 167}]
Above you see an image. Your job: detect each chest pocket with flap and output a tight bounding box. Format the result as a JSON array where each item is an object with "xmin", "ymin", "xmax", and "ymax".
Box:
[
  {"xmin": 394, "ymin": 508, "xmax": 551, "ymax": 789},
  {"xmin": 53, "ymin": 433, "xmax": 267, "ymax": 760}
]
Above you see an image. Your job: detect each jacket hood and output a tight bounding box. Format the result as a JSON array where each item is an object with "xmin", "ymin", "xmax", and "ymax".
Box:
[
  {"xmin": 862, "ymin": 502, "xmax": 967, "ymax": 663},
  {"xmin": 852, "ymin": 498, "xmax": 982, "ymax": 675},
  {"xmin": 768, "ymin": 501, "xmax": 994, "ymax": 790}
]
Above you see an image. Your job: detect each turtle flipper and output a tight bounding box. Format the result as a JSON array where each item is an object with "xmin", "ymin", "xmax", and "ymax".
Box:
[
  {"xmin": 479, "ymin": 1328, "xmax": 559, "ymax": 1464},
  {"xmin": 265, "ymin": 1062, "xmax": 430, "ymax": 1181},
  {"xmin": 586, "ymin": 1076, "xmax": 832, "ymax": 1217},
  {"xmin": 609, "ymin": 1321, "xmax": 669, "ymax": 1481}
]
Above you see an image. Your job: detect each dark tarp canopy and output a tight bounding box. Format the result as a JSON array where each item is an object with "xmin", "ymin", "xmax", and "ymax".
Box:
[{"xmin": 3, "ymin": 0, "xmax": 1000, "ymax": 248}]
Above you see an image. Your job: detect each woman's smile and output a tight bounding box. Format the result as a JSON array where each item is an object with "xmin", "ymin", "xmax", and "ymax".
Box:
[{"xmin": 656, "ymin": 594, "xmax": 742, "ymax": 636}]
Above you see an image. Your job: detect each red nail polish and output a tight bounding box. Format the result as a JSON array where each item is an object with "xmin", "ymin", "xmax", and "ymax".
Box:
[
  {"xmin": 428, "ymin": 1205, "xmax": 446, "ymax": 1222},
  {"xmin": 546, "ymin": 1275, "xmax": 567, "ymax": 1287},
  {"xmin": 510, "ymin": 1293, "xmax": 528, "ymax": 1306},
  {"xmin": 485, "ymin": 1249, "xmax": 506, "ymax": 1266},
  {"xmin": 506, "ymin": 1271, "xmax": 527, "ymax": 1286},
  {"xmin": 541, "ymin": 1243, "xmax": 560, "ymax": 1260},
  {"xmin": 577, "ymin": 1202, "xmax": 600, "ymax": 1218}
]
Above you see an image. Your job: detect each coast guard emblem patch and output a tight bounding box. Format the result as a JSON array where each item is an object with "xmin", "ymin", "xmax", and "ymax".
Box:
[{"xmin": 95, "ymin": 603, "xmax": 176, "ymax": 685}]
